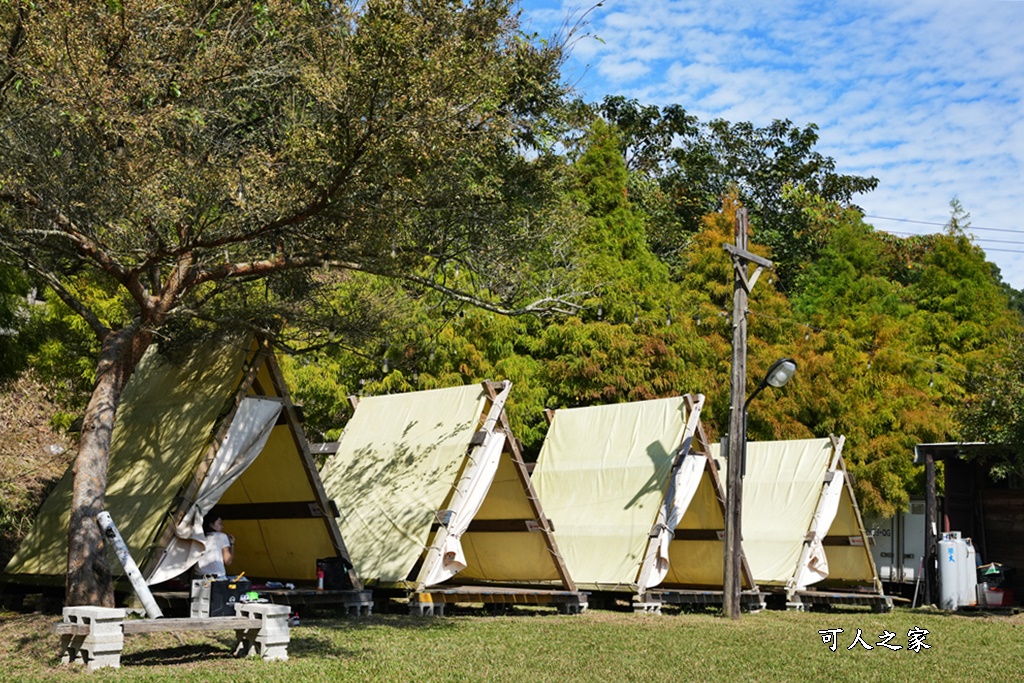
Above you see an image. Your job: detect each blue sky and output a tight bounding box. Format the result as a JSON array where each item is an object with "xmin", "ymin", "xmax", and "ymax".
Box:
[{"xmin": 518, "ymin": 1, "xmax": 1024, "ymax": 289}]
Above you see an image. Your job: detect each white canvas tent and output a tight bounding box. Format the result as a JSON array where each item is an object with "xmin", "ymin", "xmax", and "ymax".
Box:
[
  {"xmin": 710, "ymin": 435, "xmax": 891, "ymax": 610},
  {"xmin": 319, "ymin": 381, "xmax": 586, "ymax": 614},
  {"xmin": 3, "ymin": 336, "xmax": 370, "ymax": 611},
  {"xmin": 530, "ymin": 394, "xmax": 761, "ymax": 610}
]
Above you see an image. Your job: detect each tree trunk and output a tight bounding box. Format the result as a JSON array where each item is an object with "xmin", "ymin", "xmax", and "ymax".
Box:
[{"xmin": 65, "ymin": 325, "xmax": 152, "ymax": 607}]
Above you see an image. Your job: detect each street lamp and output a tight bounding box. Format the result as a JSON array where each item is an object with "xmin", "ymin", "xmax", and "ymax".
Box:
[
  {"xmin": 723, "ymin": 356, "xmax": 797, "ymax": 620},
  {"xmin": 741, "ymin": 358, "xmax": 797, "ymax": 475}
]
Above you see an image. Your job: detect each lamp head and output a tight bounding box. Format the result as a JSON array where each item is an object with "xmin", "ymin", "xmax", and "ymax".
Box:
[{"xmin": 764, "ymin": 357, "xmax": 797, "ymax": 388}]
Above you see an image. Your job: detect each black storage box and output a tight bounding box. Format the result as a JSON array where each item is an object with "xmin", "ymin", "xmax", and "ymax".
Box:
[
  {"xmin": 317, "ymin": 557, "xmax": 354, "ymax": 590},
  {"xmin": 209, "ymin": 577, "xmax": 252, "ymax": 617}
]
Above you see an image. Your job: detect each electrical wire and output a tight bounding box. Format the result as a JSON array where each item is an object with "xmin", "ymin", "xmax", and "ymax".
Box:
[{"xmin": 865, "ymin": 214, "xmax": 1024, "ymax": 236}]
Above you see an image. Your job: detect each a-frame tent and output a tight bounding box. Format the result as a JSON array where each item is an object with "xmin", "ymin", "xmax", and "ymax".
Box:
[
  {"xmin": 319, "ymin": 381, "xmax": 586, "ymax": 615},
  {"xmin": 530, "ymin": 394, "xmax": 762, "ymax": 612},
  {"xmin": 2, "ymin": 336, "xmax": 371, "ymax": 613},
  {"xmin": 710, "ymin": 435, "xmax": 892, "ymax": 611}
]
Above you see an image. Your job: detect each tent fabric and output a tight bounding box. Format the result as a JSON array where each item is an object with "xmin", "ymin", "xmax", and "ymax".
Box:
[
  {"xmin": 320, "ymin": 381, "xmax": 571, "ymax": 591},
  {"xmin": 4, "ymin": 337, "xmax": 354, "ymax": 590},
  {"xmin": 4, "ymin": 339, "xmax": 249, "ymax": 579},
  {"xmin": 146, "ymin": 397, "xmax": 282, "ymax": 585},
  {"xmin": 659, "ymin": 467, "xmax": 727, "ymax": 587},
  {"xmin": 454, "ymin": 452, "xmax": 562, "ymax": 584},
  {"xmin": 419, "ymin": 433, "xmax": 506, "ymax": 586},
  {"xmin": 319, "ymin": 385, "xmax": 489, "ymax": 584},
  {"xmin": 531, "ymin": 397, "xmax": 692, "ymax": 591},
  {"xmin": 418, "ymin": 383, "xmax": 511, "ymax": 586},
  {"xmin": 818, "ymin": 485, "xmax": 878, "ymax": 582},
  {"xmin": 711, "ymin": 438, "xmax": 833, "ymax": 584},
  {"xmin": 710, "ymin": 436, "xmax": 879, "ymax": 592}
]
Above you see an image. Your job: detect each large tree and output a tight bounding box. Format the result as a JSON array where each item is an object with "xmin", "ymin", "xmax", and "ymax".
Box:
[{"xmin": 0, "ymin": 0, "xmax": 571, "ymax": 605}]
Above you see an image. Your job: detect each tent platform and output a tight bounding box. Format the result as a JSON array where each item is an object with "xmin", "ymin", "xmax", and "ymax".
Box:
[
  {"xmin": 257, "ymin": 588, "xmax": 373, "ymax": 615},
  {"xmin": 785, "ymin": 589, "xmax": 894, "ymax": 613},
  {"xmin": 408, "ymin": 587, "xmax": 589, "ymax": 616},
  {"xmin": 642, "ymin": 588, "xmax": 767, "ymax": 613},
  {"xmin": 0, "ymin": 579, "xmax": 65, "ymax": 614},
  {"xmin": 150, "ymin": 587, "xmax": 374, "ymax": 616}
]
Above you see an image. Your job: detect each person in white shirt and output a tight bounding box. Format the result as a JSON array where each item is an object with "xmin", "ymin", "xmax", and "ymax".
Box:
[{"xmin": 196, "ymin": 510, "xmax": 235, "ymax": 578}]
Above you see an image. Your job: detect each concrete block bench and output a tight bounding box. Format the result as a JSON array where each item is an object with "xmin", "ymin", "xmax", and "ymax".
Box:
[{"xmin": 52, "ymin": 603, "xmax": 290, "ymax": 670}]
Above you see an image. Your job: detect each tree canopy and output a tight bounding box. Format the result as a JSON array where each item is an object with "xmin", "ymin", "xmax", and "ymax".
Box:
[{"xmin": 0, "ymin": 0, "xmax": 573, "ymax": 605}]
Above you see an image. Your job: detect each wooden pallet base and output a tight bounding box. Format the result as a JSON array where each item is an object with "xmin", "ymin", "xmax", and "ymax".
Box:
[
  {"xmin": 643, "ymin": 589, "xmax": 766, "ymax": 612},
  {"xmin": 258, "ymin": 588, "xmax": 374, "ymax": 616},
  {"xmin": 408, "ymin": 587, "xmax": 588, "ymax": 616},
  {"xmin": 788, "ymin": 589, "xmax": 894, "ymax": 613}
]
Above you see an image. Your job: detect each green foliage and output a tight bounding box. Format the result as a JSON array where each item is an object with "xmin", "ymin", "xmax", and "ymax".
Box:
[
  {"xmin": 593, "ymin": 97, "xmax": 878, "ymax": 286},
  {"xmin": 0, "ymin": 260, "xmax": 29, "ymax": 382},
  {"xmin": 787, "ymin": 197, "xmax": 1022, "ymax": 515},
  {"xmin": 563, "ymin": 118, "xmax": 669, "ymax": 323},
  {"xmin": 956, "ymin": 336, "xmax": 1024, "ymax": 482},
  {"xmin": 0, "ymin": 0, "xmax": 572, "ymax": 349}
]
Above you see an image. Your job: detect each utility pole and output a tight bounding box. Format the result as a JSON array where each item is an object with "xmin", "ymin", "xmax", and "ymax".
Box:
[{"xmin": 722, "ymin": 208, "xmax": 773, "ymax": 619}]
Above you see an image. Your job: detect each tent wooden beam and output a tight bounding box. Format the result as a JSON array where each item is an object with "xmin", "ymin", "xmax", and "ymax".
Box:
[
  {"xmin": 483, "ymin": 380, "xmax": 577, "ymax": 592},
  {"xmin": 263, "ymin": 343, "xmax": 363, "ymax": 590},
  {"xmin": 215, "ymin": 500, "xmax": 341, "ymax": 520},
  {"xmin": 430, "ymin": 518, "xmax": 554, "ymax": 534}
]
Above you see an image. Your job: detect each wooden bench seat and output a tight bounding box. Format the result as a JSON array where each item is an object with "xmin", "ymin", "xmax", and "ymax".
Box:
[{"xmin": 53, "ymin": 603, "xmax": 290, "ymax": 670}]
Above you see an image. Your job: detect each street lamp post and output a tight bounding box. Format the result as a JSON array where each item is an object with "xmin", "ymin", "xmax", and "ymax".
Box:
[
  {"xmin": 722, "ymin": 209, "xmax": 799, "ymax": 620},
  {"xmin": 723, "ymin": 356, "xmax": 797, "ymax": 620},
  {"xmin": 741, "ymin": 358, "xmax": 798, "ymax": 476},
  {"xmin": 723, "ymin": 208, "xmax": 771, "ymax": 620}
]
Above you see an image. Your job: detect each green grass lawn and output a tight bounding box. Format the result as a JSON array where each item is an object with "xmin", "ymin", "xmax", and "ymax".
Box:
[{"xmin": 2, "ymin": 606, "xmax": 1022, "ymax": 682}]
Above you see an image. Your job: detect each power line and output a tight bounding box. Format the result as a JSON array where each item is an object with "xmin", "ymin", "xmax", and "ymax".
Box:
[
  {"xmin": 866, "ymin": 214, "xmax": 1024, "ymax": 236},
  {"xmin": 886, "ymin": 230, "xmax": 1024, "ymax": 253}
]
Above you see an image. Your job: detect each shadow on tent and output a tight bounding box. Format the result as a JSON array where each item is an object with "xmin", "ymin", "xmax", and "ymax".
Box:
[{"xmin": 531, "ymin": 394, "xmax": 764, "ymax": 613}]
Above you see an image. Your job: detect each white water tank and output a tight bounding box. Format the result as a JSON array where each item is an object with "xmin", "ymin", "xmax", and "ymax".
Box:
[
  {"xmin": 937, "ymin": 532, "xmax": 979, "ymax": 610},
  {"xmin": 961, "ymin": 537, "xmax": 978, "ymax": 607},
  {"xmin": 937, "ymin": 532, "xmax": 961, "ymax": 609}
]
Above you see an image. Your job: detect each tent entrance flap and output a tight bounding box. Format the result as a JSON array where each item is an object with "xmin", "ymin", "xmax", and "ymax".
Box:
[
  {"xmin": 146, "ymin": 396, "xmax": 282, "ymax": 585},
  {"xmin": 792, "ymin": 469, "xmax": 845, "ymax": 589},
  {"xmin": 637, "ymin": 394, "xmax": 707, "ymax": 590},
  {"xmin": 417, "ymin": 382, "xmax": 512, "ymax": 587}
]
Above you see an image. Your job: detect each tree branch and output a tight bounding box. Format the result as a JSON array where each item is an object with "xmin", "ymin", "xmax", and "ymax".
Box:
[
  {"xmin": 189, "ymin": 253, "xmax": 328, "ymax": 286},
  {"xmin": 363, "ymin": 268, "xmax": 585, "ymax": 317},
  {"xmin": 20, "ymin": 256, "xmax": 111, "ymax": 341}
]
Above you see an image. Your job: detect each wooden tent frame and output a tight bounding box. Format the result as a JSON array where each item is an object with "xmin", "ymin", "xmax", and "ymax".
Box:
[
  {"xmin": 342, "ymin": 381, "xmax": 586, "ymax": 615},
  {"xmin": 142, "ymin": 336, "xmax": 362, "ymax": 591},
  {"xmin": 2, "ymin": 336, "xmax": 372, "ymax": 614},
  {"xmin": 541, "ymin": 394, "xmax": 763, "ymax": 613},
  {"xmin": 783, "ymin": 435, "xmax": 890, "ymax": 612}
]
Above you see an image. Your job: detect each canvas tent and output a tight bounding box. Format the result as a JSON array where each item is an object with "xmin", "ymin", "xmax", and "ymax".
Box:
[
  {"xmin": 530, "ymin": 394, "xmax": 761, "ymax": 611},
  {"xmin": 319, "ymin": 381, "xmax": 586, "ymax": 615},
  {"xmin": 710, "ymin": 435, "xmax": 891, "ymax": 611},
  {"xmin": 2, "ymin": 336, "xmax": 370, "ymax": 612}
]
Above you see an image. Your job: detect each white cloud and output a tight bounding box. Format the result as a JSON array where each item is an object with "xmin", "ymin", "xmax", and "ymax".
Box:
[{"xmin": 521, "ymin": 0, "xmax": 1024, "ymax": 288}]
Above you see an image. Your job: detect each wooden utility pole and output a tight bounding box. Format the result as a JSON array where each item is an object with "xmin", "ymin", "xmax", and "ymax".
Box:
[
  {"xmin": 722, "ymin": 208, "xmax": 773, "ymax": 619},
  {"xmin": 923, "ymin": 447, "xmax": 937, "ymax": 606}
]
